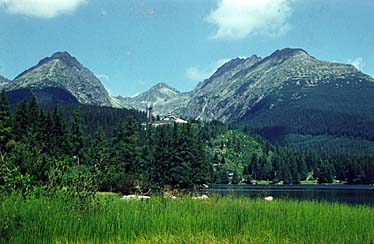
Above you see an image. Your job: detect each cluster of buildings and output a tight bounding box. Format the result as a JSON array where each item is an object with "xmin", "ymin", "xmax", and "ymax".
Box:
[{"xmin": 145, "ymin": 105, "xmax": 187, "ymax": 126}]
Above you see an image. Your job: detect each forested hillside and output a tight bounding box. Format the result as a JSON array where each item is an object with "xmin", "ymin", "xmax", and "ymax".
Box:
[
  {"xmin": 203, "ymin": 123, "xmax": 374, "ymax": 185},
  {"xmin": 1, "ymin": 90, "xmax": 373, "ymax": 197}
]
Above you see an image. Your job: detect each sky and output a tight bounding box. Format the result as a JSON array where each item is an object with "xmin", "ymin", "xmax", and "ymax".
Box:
[{"xmin": 0, "ymin": 0, "xmax": 373, "ymax": 97}]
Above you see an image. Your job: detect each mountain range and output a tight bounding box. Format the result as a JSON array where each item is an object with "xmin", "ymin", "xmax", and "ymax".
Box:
[{"xmin": 2, "ymin": 48, "xmax": 374, "ymax": 152}]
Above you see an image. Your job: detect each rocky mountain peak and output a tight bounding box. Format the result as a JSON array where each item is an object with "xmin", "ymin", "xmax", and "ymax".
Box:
[
  {"xmin": 119, "ymin": 82, "xmax": 190, "ymax": 115},
  {"xmin": 270, "ymin": 48, "xmax": 309, "ymax": 58},
  {"xmin": 182, "ymin": 47, "xmax": 374, "ymax": 123},
  {"xmin": 212, "ymin": 55, "xmax": 262, "ymax": 79},
  {"xmin": 0, "ymin": 75, "xmax": 10, "ymax": 89},
  {"xmin": 8, "ymin": 51, "xmax": 112, "ymax": 106},
  {"xmin": 148, "ymin": 82, "xmax": 180, "ymax": 94},
  {"xmin": 49, "ymin": 51, "xmax": 81, "ymax": 67},
  {"xmin": 15, "ymin": 51, "xmax": 82, "ymax": 80},
  {"xmin": 255, "ymin": 48, "xmax": 312, "ymax": 68},
  {"xmin": 0, "ymin": 75, "xmax": 9, "ymax": 84}
]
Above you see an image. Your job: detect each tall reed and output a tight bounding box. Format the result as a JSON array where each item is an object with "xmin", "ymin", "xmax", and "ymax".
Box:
[{"xmin": 1, "ymin": 194, "xmax": 373, "ymax": 243}]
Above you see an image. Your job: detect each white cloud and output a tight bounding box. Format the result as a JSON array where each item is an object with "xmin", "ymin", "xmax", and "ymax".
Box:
[
  {"xmin": 206, "ymin": 0, "xmax": 293, "ymax": 40},
  {"xmin": 348, "ymin": 57, "xmax": 364, "ymax": 70},
  {"xmin": 186, "ymin": 58, "xmax": 230, "ymax": 82},
  {"xmin": 0, "ymin": 0, "xmax": 88, "ymax": 18}
]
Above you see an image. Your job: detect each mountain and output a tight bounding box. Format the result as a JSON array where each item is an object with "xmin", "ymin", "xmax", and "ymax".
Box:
[
  {"xmin": 6, "ymin": 52, "xmax": 112, "ymax": 106},
  {"xmin": 120, "ymin": 82, "xmax": 190, "ymax": 115},
  {"xmin": 183, "ymin": 54, "xmax": 263, "ymax": 121},
  {"xmin": 183, "ymin": 48, "xmax": 373, "ymax": 122},
  {"xmin": 184, "ymin": 48, "xmax": 374, "ymax": 149},
  {"xmin": 139, "ymin": 48, "xmax": 374, "ymax": 151},
  {"xmin": 0, "ymin": 75, "xmax": 10, "ymax": 88},
  {"xmin": 4, "ymin": 48, "xmax": 374, "ymax": 152}
]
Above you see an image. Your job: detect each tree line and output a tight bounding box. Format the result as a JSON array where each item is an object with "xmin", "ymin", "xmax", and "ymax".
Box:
[
  {"xmin": 201, "ymin": 123, "xmax": 374, "ymax": 185},
  {"xmin": 1, "ymin": 90, "xmax": 373, "ymax": 197},
  {"xmin": 0, "ymin": 91, "xmax": 210, "ymax": 195}
]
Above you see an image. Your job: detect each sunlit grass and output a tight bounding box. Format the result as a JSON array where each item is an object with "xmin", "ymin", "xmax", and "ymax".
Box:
[{"xmin": 1, "ymin": 194, "xmax": 373, "ymax": 243}]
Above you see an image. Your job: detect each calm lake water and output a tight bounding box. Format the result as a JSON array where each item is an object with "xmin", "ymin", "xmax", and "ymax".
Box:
[{"xmin": 205, "ymin": 184, "xmax": 374, "ymax": 205}]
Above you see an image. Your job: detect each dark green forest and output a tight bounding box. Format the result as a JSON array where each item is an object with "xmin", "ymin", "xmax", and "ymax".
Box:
[{"xmin": 0, "ymin": 90, "xmax": 373, "ymax": 196}]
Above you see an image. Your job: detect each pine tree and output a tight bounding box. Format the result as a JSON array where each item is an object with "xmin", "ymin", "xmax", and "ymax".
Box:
[
  {"xmin": 91, "ymin": 128, "xmax": 111, "ymax": 190},
  {"xmin": 0, "ymin": 90, "xmax": 12, "ymax": 152},
  {"xmin": 52, "ymin": 106, "xmax": 67, "ymax": 153},
  {"xmin": 170, "ymin": 123, "xmax": 192, "ymax": 188},
  {"xmin": 261, "ymin": 155, "xmax": 273, "ymax": 181},
  {"xmin": 279, "ymin": 158, "xmax": 292, "ymax": 184},
  {"xmin": 110, "ymin": 116, "xmax": 143, "ymax": 192},
  {"xmin": 142, "ymin": 123, "xmax": 155, "ymax": 186},
  {"xmin": 28, "ymin": 96, "xmax": 40, "ymax": 133},
  {"xmin": 271, "ymin": 155, "xmax": 281, "ymax": 182},
  {"xmin": 42, "ymin": 112, "xmax": 54, "ymax": 151},
  {"xmin": 297, "ymin": 154, "xmax": 308, "ymax": 180},
  {"xmin": 191, "ymin": 125, "xmax": 210, "ymax": 186},
  {"xmin": 250, "ymin": 153, "xmax": 259, "ymax": 179},
  {"xmin": 69, "ymin": 109, "xmax": 85, "ymax": 158},
  {"xmin": 152, "ymin": 125, "xmax": 174, "ymax": 188},
  {"xmin": 318, "ymin": 161, "xmax": 335, "ymax": 183},
  {"xmin": 13, "ymin": 101, "xmax": 29, "ymax": 141},
  {"xmin": 92, "ymin": 128, "xmax": 109, "ymax": 168}
]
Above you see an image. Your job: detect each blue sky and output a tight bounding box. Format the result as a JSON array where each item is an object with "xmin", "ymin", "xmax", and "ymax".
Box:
[{"xmin": 0, "ymin": 0, "xmax": 373, "ymax": 97}]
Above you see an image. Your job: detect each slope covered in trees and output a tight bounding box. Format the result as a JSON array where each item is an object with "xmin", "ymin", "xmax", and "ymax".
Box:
[
  {"xmin": 1, "ymin": 90, "xmax": 373, "ymax": 197},
  {"xmin": 0, "ymin": 91, "xmax": 211, "ymax": 194},
  {"xmin": 203, "ymin": 123, "xmax": 374, "ymax": 185}
]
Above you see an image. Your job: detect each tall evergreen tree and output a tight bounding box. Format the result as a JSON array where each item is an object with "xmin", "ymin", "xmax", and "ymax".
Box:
[
  {"xmin": 28, "ymin": 97, "xmax": 40, "ymax": 133},
  {"xmin": 191, "ymin": 128, "xmax": 210, "ymax": 185},
  {"xmin": 69, "ymin": 109, "xmax": 85, "ymax": 158},
  {"xmin": 92, "ymin": 128, "xmax": 109, "ymax": 168},
  {"xmin": 13, "ymin": 101, "xmax": 29, "ymax": 141},
  {"xmin": 172, "ymin": 123, "xmax": 193, "ymax": 188},
  {"xmin": 110, "ymin": 116, "xmax": 143, "ymax": 192},
  {"xmin": 317, "ymin": 161, "xmax": 335, "ymax": 183},
  {"xmin": 52, "ymin": 106, "xmax": 67, "ymax": 153},
  {"xmin": 152, "ymin": 124, "xmax": 174, "ymax": 188},
  {"xmin": 0, "ymin": 90, "xmax": 12, "ymax": 152},
  {"xmin": 91, "ymin": 128, "xmax": 111, "ymax": 190},
  {"xmin": 142, "ymin": 123, "xmax": 155, "ymax": 185}
]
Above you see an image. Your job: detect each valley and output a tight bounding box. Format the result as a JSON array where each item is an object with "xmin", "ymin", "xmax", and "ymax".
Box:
[
  {"xmin": 3, "ymin": 48, "xmax": 374, "ymax": 155},
  {"xmin": 1, "ymin": 1, "xmax": 374, "ymax": 243}
]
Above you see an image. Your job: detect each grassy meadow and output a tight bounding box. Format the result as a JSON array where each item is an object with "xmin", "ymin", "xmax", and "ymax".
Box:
[{"xmin": 1, "ymin": 194, "xmax": 373, "ymax": 244}]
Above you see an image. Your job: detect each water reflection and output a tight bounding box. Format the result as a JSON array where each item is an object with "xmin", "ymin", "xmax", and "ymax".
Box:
[{"xmin": 206, "ymin": 184, "xmax": 374, "ymax": 205}]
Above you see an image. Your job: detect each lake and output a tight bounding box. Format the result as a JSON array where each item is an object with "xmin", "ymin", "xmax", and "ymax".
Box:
[{"xmin": 205, "ymin": 184, "xmax": 374, "ymax": 205}]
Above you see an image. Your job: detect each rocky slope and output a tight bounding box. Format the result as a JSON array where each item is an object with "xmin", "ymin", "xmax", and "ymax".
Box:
[
  {"xmin": 0, "ymin": 75, "xmax": 9, "ymax": 88},
  {"xmin": 120, "ymin": 82, "xmax": 190, "ymax": 115},
  {"xmin": 183, "ymin": 48, "xmax": 374, "ymax": 123},
  {"xmin": 131, "ymin": 48, "xmax": 374, "ymax": 146},
  {"xmin": 7, "ymin": 52, "xmax": 112, "ymax": 106}
]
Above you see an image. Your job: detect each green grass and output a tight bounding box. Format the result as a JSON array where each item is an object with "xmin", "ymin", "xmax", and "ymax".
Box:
[{"xmin": 1, "ymin": 194, "xmax": 373, "ymax": 243}]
